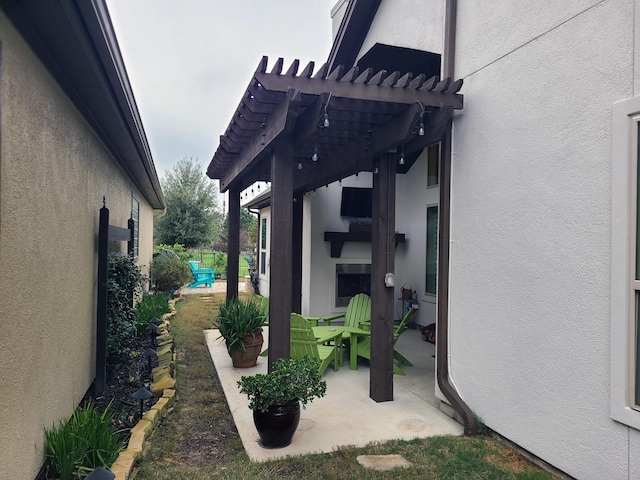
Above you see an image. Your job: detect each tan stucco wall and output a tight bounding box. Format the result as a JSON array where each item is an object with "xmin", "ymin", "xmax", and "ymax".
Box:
[{"xmin": 0, "ymin": 12, "xmax": 156, "ymax": 480}]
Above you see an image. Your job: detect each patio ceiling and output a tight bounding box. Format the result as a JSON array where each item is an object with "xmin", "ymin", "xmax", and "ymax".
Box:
[{"xmin": 206, "ymin": 56, "xmax": 463, "ymax": 194}]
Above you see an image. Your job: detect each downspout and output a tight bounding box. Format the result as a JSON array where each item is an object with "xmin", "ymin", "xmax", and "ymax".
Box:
[{"xmin": 436, "ymin": 0, "xmax": 478, "ymax": 436}]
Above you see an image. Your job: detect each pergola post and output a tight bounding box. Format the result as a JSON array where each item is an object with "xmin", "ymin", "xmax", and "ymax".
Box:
[
  {"xmin": 292, "ymin": 192, "xmax": 303, "ymax": 313},
  {"xmin": 226, "ymin": 184, "xmax": 240, "ymax": 302},
  {"xmin": 267, "ymin": 143, "xmax": 294, "ymax": 370},
  {"xmin": 370, "ymin": 153, "xmax": 396, "ymax": 402}
]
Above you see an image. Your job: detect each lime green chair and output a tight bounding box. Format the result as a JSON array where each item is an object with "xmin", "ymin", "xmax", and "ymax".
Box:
[
  {"xmin": 320, "ymin": 293, "xmax": 371, "ymax": 342},
  {"xmin": 355, "ymin": 305, "xmax": 419, "ymax": 375},
  {"xmin": 290, "ymin": 313, "xmax": 342, "ymax": 375}
]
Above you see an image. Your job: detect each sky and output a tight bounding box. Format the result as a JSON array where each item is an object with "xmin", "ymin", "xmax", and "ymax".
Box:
[{"xmin": 106, "ymin": 0, "xmax": 336, "ymax": 179}]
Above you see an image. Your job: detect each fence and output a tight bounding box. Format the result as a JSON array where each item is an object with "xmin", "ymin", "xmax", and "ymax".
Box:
[{"xmin": 188, "ymin": 250, "xmax": 253, "ymax": 278}]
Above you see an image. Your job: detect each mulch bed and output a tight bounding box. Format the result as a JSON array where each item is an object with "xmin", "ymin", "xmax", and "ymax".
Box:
[{"xmin": 83, "ymin": 334, "xmax": 160, "ymax": 431}]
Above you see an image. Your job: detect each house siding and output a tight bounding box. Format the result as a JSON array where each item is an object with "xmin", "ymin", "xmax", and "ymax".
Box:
[{"xmin": 0, "ymin": 11, "xmax": 155, "ymax": 479}]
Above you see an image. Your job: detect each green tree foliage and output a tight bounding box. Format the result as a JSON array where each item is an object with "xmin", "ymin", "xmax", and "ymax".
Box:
[
  {"xmin": 215, "ymin": 208, "xmax": 258, "ymax": 251},
  {"xmin": 155, "ymin": 157, "xmax": 224, "ymax": 248}
]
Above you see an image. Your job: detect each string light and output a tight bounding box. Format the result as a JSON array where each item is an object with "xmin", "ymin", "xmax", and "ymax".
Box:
[
  {"xmin": 298, "ymin": 162, "xmax": 303, "ymax": 170},
  {"xmin": 312, "ymin": 144, "xmax": 318, "ymax": 162},
  {"xmin": 399, "ymin": 147, "xmax": 405, "ymax": 165}
]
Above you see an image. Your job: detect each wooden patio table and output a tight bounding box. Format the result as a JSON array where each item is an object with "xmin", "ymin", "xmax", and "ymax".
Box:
[{"xmin": 312, "ymin": 325, "xmax": 369, "ymax": 371}]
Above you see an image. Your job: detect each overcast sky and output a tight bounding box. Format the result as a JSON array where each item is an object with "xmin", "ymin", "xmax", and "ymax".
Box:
[{"xmin": 106, "ymin": 0, "xmax": 336, "ymax": 179}]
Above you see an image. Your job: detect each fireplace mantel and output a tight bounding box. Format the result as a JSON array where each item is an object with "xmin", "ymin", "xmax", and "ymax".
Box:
[{"xmin": 324, "ymin": 231, "xmax": 406, "ymax": 258}]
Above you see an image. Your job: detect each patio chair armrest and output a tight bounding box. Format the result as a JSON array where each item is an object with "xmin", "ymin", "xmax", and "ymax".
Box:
[
  {"xmin": 315, "ymin": 330, "xmax": 343, "ymax": 344},
  {"xmin": 320, "ymin": 314, "xmax": 345, "ymax": 326}
]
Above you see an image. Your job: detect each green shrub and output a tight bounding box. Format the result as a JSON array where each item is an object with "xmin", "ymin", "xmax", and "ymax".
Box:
[
  {"xmin": 212, "ymin": 251, "xmax": 227, "ymax": 276},
  {"xmin": 133, "ymin": 292, "xmax": 172, "ymax": 335},
  {"xmin": 107, "ymin": 253, "xmax": 143, "ymax": 358},
  {"xmin": 150, "ymin": 253, "xmax": 191, "ymax": 292},
  {"xmin": 44, "ymin": 402, "xmax": 124, "ymax": 480},
  {"xmin": 214, "ymin": 297, "xmax": 265, "ymax": 354},
  {"xmin": 154, "ymin": 243, "xmax": 190, "ymax": 260}
]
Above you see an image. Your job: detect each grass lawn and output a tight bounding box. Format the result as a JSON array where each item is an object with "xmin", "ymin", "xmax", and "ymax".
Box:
[
  {"xmin": 131, "ymin": 293, "xmax": 556, "ymax": 480},
  {"xmin": 192, "ymin": 253, "xmax": 251, "ymax": 277}
]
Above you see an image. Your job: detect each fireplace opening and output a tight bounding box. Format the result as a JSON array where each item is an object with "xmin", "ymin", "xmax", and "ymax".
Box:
[{"xmin": 335, "ymin": 264, "xmax": 371, "ymax": 307}]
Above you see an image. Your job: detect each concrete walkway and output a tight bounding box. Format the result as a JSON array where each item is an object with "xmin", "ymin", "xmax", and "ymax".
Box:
[
  {"xmin": 204, "ymin": 322, "xmax": 463, "ymax": 462},
  {"xmin": 178, "ymin": 279, "xmax": 245, "ymax": 295}
]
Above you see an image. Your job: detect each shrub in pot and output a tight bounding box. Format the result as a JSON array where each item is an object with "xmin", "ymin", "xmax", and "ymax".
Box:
[
  {"xmin": 214, "ymin": 297, "xmax": 265, "ymax": 367},
  {"xmin": 237, "ymin": 356, "xmax": 327, "ymax": 448}
]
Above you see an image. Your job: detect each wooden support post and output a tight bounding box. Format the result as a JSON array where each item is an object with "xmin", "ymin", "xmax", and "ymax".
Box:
[
  {"xmin": 292, "ymin": 193, "xmax": 303, "ymax": 313},
  {"xmin": 370, "ymin": 154, "xmax": 396, "ymax": 402},
  {"xmin": 267, "ymin": 143, "xmax": 294, "ymax": 371},
  {"xmin": 227, "ymin": 185, "xmax": 241, "ymax": 301}
]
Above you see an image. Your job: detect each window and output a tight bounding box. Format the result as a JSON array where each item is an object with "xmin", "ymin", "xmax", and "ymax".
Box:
[
  {"xmin": 427, "ymin": 143, "xmax": 439, "ymax": 187},
  {"xmin": 260, "ymin": 218, "xmax": 267, "ymax": 275},
  {"xmin": 425, "ymin": 205, "xmax": 438, "ymax": 295},
  {"xmin": 131, "ymin": 196, "xmax": 139, "ymax": 260},
  {"xmin": 611, "ymin": 95, "xmax": 640, "ymax": 429}
]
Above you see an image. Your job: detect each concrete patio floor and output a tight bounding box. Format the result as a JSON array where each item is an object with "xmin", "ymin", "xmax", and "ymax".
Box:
[{"xmin": 205, "ymin": 324, "xmax": 463, "ymax": 462}]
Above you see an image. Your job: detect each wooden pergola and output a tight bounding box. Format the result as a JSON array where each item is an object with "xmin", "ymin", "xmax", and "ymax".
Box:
[{"xmin": 207, "ymin": 56, "xmax": 462, "ymax": 401}]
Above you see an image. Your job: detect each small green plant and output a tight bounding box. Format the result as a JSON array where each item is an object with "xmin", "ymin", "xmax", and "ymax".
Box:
[
  {"xmin": 133, "ymin": 292, "xmax": 171, "ymax": 335},
  {"xmin": 44, "ymin": 402, "xmax": 124, "ymax": 480},
  {"xmin": 107, "ymin": 253, "xmax": 143, "ymax": 358},
  {"xmin": 212, "ymin": 251, "xmax": 227, "ymax": 277},
  {"xmin": 237, "ymin": 356, "xmax": 327, "ymax": 413},
  {"xmin": 214, "ymin": 297, "xmax": 265, "ymax": 354},
  {"xmin": 150, "ymin": 253, "xmax": 191, "ymax": 292}
]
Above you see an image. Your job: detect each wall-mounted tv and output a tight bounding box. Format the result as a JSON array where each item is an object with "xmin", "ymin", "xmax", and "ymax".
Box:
[{"xmin": 340, "ymin": 187, "xmax": 372, "ymax": 218}]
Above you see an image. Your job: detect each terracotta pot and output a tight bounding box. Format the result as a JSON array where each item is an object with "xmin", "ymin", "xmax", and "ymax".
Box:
[
  {"xmin": 230, "ymin": 329, "xmax": 263, "ymax": 368},
  {"xmin": 253, "ymin": 399, "xmax": 300, "ymax": 448}
]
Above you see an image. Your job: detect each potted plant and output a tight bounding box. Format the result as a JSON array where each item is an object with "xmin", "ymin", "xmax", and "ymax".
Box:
[
  {"xmin": 237, "ymin": 356, "xmax": 327, "ymax": 448},
  {"xmin": 214, "ymin": 297, "xmax": 265, "ymax": 367}
]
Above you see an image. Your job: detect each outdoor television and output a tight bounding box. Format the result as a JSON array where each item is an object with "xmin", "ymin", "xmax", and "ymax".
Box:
[{"xmin": 340, "ymin": 187, "xmax": 372, "ymax": 218}]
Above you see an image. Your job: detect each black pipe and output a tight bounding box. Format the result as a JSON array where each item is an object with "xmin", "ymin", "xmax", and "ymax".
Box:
[{"xmin": 436, "ymin": 0, "xmax": 478, "ymax": 436}]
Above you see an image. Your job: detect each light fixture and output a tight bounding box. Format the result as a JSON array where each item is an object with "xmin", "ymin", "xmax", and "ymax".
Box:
[
  {"xmin": 355, "ymin": 172, "xmax": 359, "ymax": 180},
  {"xmin": 374, "ymin": 166, "xmax": 379, "ymax": 174},
  {"xmin": 297, "ymin": 162, "xmax": 303, "ymax": 170},
  {"xmin": 312, "ymin": 144, "xmax": 318, "ymax": 162},
  {"xmin": 143, "ymin": 348, "xmax": 157, "ymax": 374},
  {"xmin": 312, "ymin": 189, "xmax": 316, "ymax": 196},
  {"xmin": 322, "ymin": 112, "xmax": 329, "ymax": 128},
  {"xmin": 418, "ymin": 116, "xmax": 424, "ymax": 136},
  {"xmin": 131, "ymin": 387, "xmax": 154, "ymax": 419},
  {"xmin": 257, "ymin": 184, "xmax": 261, "ymax": 192},
  {"xmin": 399, "ymin": 147, "xmax": 405, "ymax": 165},
  {"xmin": 325, "ymin": 184, "xmax": 329, "ymax": 189},
  {"xmin": 338, "ymin": 179, "xmax": 342, "ymax": 185}
]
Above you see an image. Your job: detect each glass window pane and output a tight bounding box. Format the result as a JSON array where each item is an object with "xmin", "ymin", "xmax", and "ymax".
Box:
[{"xmin": 426, "ymin": 206, "xmax": 438, "ymax": 294}]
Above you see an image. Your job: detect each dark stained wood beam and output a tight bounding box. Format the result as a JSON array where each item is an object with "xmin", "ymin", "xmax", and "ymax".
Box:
[
  {"xmin": 226, "ymin": 184, "xmax": 241, "ymax": 302},
  {"xmin": 292, "ymin": 193, "xmax": 303, "ymax": 314},
  {"xmin": 370, "ymin": 153, "xmax": 396, "ymax": 402},
  {"xmin": 254, "ymin": 72, "xmax": 463, "ymax": 109},
  {"xmin": 219, "ymin": 89, "xmax": 301, "ymax": 192},
  {"xmin": 267, "ymin": 143, "xmax": 294, "ymax": 370},
  {"xmin": 293, "ymin": 102, "xmax": 422, "ymax": 192},
  {"xmin": 292, "ymin": 92, "xmax": 330, "ymax": 147}
]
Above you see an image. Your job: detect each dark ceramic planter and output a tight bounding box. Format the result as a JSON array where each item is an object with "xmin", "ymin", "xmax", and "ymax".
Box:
[{"xmin": 253, "ymin": 399, "xmax": 300, "ymax": 448}]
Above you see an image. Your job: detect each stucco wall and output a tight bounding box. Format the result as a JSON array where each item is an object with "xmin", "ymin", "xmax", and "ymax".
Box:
[
  {"xmin": 0, "ymin": 13, "xmax": 155, "ymax": 480},
  {"xmin": 448, "ymin": 1, "xmax": 636, "ymax": 478}
]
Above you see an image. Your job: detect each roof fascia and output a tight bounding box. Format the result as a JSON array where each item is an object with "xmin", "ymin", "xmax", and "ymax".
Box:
[{"xmin": 327, "ymin": 0, "xmax": 382, "ymax": 72}]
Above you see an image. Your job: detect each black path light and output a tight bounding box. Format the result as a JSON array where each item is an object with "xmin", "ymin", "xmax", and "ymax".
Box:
[
  {"xmin": 146, "ymin": 322, "xmax": 158, "ymax": 346},
  {"xmin": 143, "ymin": 348, "xmax": 157, "ymax": 374},
  {"xmin": 131, "ymin": 387, "xmax": 154, "ymax": 418},
  {"xmin": 150, "ymin": 316, "xmax": 161, "ymax": 324},
  {"xmin": 85, "ymin": 466, "xmax": 115, "ymax": 480}
]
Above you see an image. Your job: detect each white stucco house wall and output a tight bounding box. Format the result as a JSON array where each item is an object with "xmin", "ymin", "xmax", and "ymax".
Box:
[{"xmin": 248, "ymin": 0, "xmax": 640, "ymax": 478}]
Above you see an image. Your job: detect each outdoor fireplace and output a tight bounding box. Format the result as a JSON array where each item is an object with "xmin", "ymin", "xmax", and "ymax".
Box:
[{"xmin": 335, "ymin": 264, "xmax": 371, "ymax": 307}]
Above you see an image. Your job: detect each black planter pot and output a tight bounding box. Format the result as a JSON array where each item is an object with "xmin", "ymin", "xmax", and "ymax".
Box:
[{"xmin": 253, "ymin": 399, "xmax": 301, "ymax": 448}]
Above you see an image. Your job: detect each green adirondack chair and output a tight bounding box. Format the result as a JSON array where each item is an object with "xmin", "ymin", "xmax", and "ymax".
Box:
[
  {"xmin": 290, "ymin": 313, "xmax": 342, "ymax": 375},
  {"xmin": 355, "ymin": 305, "xmax": 419, "ymax": 375},
  {"xmin": 318, "ymin": 293, "xmax": 371, "ymax": 346}
]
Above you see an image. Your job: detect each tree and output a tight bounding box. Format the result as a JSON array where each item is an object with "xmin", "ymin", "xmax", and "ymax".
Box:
[
  {"xmin": 213, "ymin": 207, "xmax": 258, "ymax": 253},
  {"xmin": 155, "ymin": 157, "xmax": 224, "ymax": 248}
]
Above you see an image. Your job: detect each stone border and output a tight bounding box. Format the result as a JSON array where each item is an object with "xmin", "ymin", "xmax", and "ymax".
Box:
[{"xmin": 109, "ymin": 296, "xmax": 180, "ymax": 480}]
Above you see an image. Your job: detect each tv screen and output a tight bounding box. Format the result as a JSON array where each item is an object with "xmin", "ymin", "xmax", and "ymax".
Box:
[{"xmin": 340, "ymin": 187, "xmax": 372, "ymax": 218}]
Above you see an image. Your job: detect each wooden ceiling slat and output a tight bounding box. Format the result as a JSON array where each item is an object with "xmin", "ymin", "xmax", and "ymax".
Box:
[
  {"xmin": 270, "ymin": 57, "xmax": 284, "ymax": 74},
  {"xmin": 354, "ymin": 67, "xmax": 374, "ymax": 84},
  {"xmin": 421, "ymin": 75, "xmax": 439, "ymax": 91},
  {"xmin": 233, "ymin": 111, "xmax": 262, "ymax": 130},
  {"xmin": 382, "ymin": 71, "xmax": 400, "ymax": 87},
  {"xmin": 408, "ymin": 73, "xmax": 426, "ymax": 89},
  {"xmin": 312, "ymin": 63, "xmax": 328, "ymax": 79},
  {"xmin": 247, "ymin": 81, "xmax": 279, "ymax": 104},
  {"xmin": 285, "ymin": 59, "xmax": 300, "ymax": 76},
  {"xmin": 395, "ymin": 72, "xmax": 413, "ymax": 88},
  {"xmin": 327, "ymin": 64, "xmax": 345, "ymax": 81},
  {"xmin": 340, "ymin": 66, "xmax": 360, "ymax": 83},
  {"xmin": 243, "ymin": 98, "xmax": 275, "ymax": 115},
  {"xmin": 237, "ymin": 104, "xmax": 267, "ymax": 123},
  {"xmin": 218, "ymin": 89, "xmax": 301, "ymax": 191},
  {"xmin": 292, "ymin": 92, "xmax": 331, "ymax": 147},
  {"xmin": 300, "ymin": 61, "xmax": 315, "ymax": 78},
  {"xmin": 255, "ymin": 56, "xmax": 268, "ymax": 73},
  {"xmin": 367, "ymin": 69, "xmax": 387, "ymax": 86},
  {"xmin": 229, "ymin": 121, "xmax": 254, "ymax": 137},
  {"xmin": 433, "ymin": 78, "xmax": 451, "ymax": 92},
  {"xmin": 445, "ymin": 78, "xmax": 463, "ymax": 94}
]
